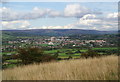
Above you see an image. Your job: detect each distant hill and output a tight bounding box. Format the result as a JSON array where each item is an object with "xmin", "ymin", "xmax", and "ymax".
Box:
[{"xmin": 2, "ymin": 29, "xmax": 118, "ymax": 37}]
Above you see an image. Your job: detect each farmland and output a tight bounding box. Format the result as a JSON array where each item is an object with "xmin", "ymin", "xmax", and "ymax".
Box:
[
  {"xmin": 2, "ymin": 30, "xmax": 118, "ymax": 69},
  {"xmin": 1, "ymin": 47, "xmax": 117, "ymax": 56},
  {"xmin": 44, "ymin": 47, "xmax": 117, "ymax": 58},
  {"xmin": 2, "ymin": 47, "xmax": 118, "ymax": 69}
]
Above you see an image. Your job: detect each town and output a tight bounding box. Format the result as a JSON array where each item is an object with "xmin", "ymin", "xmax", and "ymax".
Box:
[
  {"xmin": 2, "ymin": 36, "xmax": 115, "ymax": 53},
  {"xmin": 2, "ymin": 30, "xmax": 118, "ymax": 69}
]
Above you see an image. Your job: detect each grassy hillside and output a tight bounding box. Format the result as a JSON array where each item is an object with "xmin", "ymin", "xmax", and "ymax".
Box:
[
  {"xmin": 2, "ymin": 55, "xmax": 118, "ymax": 80},
  {"xmin": 2, "ymin": 29, "xmax": 117, "ymax": 37}
]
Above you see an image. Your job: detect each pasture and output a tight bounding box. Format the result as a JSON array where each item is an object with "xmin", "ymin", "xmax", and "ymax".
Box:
[
  {"xmin": 44, "ymin": 47, "xmax": 117, "ymax": 58},
  {"xmin": 2, "ymin": 47, "xmax": 118, "ymax": 68}
]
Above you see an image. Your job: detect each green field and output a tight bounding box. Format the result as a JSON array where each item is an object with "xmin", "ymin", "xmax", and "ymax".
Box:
[
  {"xmin": 2, "ymin": 47, "xmax": 117, "ymax": 69},
  {"xmin": 0, "ymin": 52, "xmax": 16, "ymax": 55},
  {"xmin": 92, "ymin": 47, "xmax": 117, "ymax": 50},
  {"xmin": 44, "ymin": 47, "xmax": 117, "ymax": 58},
  {"xmin": 1, "ymin": 47, "xmax": 117, "ymax": 56}
]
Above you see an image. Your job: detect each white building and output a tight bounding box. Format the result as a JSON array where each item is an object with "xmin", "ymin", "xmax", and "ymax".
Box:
[
  {"xmin": 51, "ymin": 37, "xmax": 56, "ymax": 42},
  {"xmin": 48, "ymin": 42, "xmax": 54, "ymax": 45}
]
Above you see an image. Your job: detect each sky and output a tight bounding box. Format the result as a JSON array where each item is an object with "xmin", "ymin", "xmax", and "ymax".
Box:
[{"xmin": 0, "ymin": 2, "xmax": 118, "ymax": 31}]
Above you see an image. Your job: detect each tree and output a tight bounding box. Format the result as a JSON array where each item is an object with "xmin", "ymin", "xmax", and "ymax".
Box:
[{"xmin": 17, "ymin": 47, "xmax": 56, "ymax": 65}]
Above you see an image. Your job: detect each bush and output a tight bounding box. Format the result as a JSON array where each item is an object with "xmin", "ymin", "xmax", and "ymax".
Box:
[
  {"xmin": 75, "ymin": 50, "xmax": 81, "ymax": 53},
  {"xmin": 68, "ymin": 56, "xmax": 72, "ymax": 59},
  {"xmin": 53, "ymin": 51, "xmax": 59, "ymax": 59},
  {"xmin": 17, "ymin": 47, "xmax": 56, "ymax": 65},
  {"xmin": 81, "ymin": 49, "xmax": 100, "ymax": 58}
]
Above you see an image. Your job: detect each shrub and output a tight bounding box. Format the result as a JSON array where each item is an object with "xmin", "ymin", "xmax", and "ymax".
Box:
[
  {"xmin": 53, "ymin": 51, "xmax": 59, "ymax": 59},
  {"xmin": 75, "ymin": 50, "xmax": 81, "ymax": 53},
  {"xmin": 81, "ymin": 53, "xmax": 88, "ymax": 59},
  {"xmin": 81, "ymin": 49, "xmax": 100, "ymax": 58},
  {"xmin": 68, "ymin": 56, "xmax": 72, "ymax": 59}
]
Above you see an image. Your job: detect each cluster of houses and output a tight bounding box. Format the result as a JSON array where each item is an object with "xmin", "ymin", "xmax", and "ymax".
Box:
[
  {"xmin": 2, "ymin": 36, "xmax": 113, "ymax": 53},
  {"xmin": 45, "ymin": 37, "xmax": 107, "ymax": 47}
]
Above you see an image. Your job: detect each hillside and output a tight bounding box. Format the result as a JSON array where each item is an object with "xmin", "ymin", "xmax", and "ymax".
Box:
[
  {"xmin": 2, "ymin": 55, "xmax": 118, "ymax": 80},
  {"xmin": 2, "ymin": 29, "xmax": 117, "ymax": 37}
]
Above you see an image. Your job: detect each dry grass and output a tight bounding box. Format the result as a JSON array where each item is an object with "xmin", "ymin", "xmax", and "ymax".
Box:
[
  {"xmin": 2, "ymin": 55, "xmax": 118, "ymax": 80},
  {"xmin": 0, "ymin": 70, "xmax": 2, "ymax": 81}
]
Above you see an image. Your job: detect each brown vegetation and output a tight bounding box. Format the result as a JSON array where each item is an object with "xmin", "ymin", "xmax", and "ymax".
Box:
[{"xmin": 2, "ymin": 55, "xmax": 118, "ymax": 80}]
